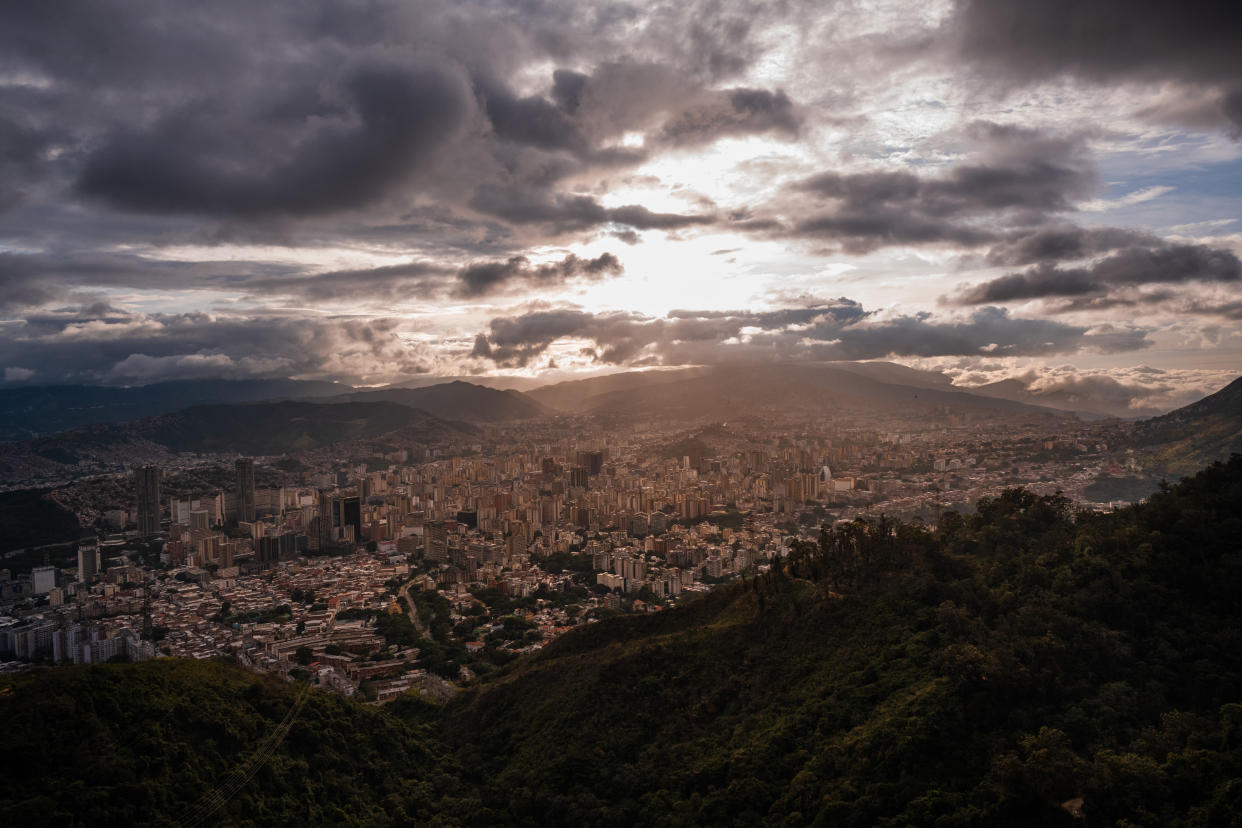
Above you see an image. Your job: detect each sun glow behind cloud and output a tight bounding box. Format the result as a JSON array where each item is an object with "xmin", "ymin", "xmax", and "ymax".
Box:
[{"xmin": 0, "ymin": 0, "xmax": 1237, "ymax": 410}]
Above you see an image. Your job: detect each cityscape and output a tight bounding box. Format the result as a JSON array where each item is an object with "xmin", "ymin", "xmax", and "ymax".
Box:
[
  {"xmin": 2, "ymin": 0, "xmax": 1242, "ymax": 823},
  {"xmin": 0, "ymin": 370, "xmax": 1219, "ymax": 702}
]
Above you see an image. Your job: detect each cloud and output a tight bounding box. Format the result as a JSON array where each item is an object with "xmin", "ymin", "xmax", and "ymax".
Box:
[
  {"xmin": 471, "ymin": 300, "xmax": 1151, "ymax": 368},
  {"xmin": 456, "ymin": 252, "xmax": 622, "ymax": 297},
  {"xmin": 469, "ymin": 187, "xmax": 716, "ymax": 233},
  {"xmin": 477, "ymin": 79, "xmax": 582, "ymax": 152},
  {"xmin": 949, "ymin": 0, "xmax": 1242, "ymax": 133},
  {"xmin": 942, "ymin": 362, "xmax": 1238, "ymax": 417},
  {"xmin": 770, "ymin": 122, "xmax": 1097, "ymax": 253},
  {"xmin": 0, "ymin": 249, "xmax": 312, "ymax": 308},
  {"xmin": 983, "ymin": 225, "xmax": 1163, "ymax": 266},
  {"xmin": 0, "ymin": 307, "xmax": 440, "ymax": 386},
  {"xmin": 1079, "ymin": 185, "xmax": 1175, "ymax": 213},
  {"xmin": 659, "ymin": 87, "xmax": 801, "ymax": 146},
  {"xmin": 77, "ymin": 59, "xmax": 474, "ymax": 217},
  {"xmin": 3, "ymin": 366, "xmax": 34, "ymax": 382},
  {"xmin": 959, "ymin": 243, "xmax": 1242, "ymax": 304}
]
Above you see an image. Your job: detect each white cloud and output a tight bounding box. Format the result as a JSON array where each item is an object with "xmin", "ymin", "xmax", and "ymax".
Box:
[
  {"xmin": 4, "ymin": 366, "xmax": 34, "ymax": 382},
  {"xmin": 1079, "ymin": 185, "xmax": 1175, "ymax": 212}
]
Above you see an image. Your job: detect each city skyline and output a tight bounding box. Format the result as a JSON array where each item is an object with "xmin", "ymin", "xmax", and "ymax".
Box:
[{"xmin": 2, "ymin": 0, "xmax": 1240, "ymax": 417}]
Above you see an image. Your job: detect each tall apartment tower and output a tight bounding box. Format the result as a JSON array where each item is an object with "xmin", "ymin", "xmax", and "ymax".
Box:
[
  {"xmin": 135, "ymin": 465, "xmax": 161, "ymax": 536},
  {"xmin": 235, "ymin": 458, "xmax": 256, "ymax": 523},
  {"xmin": 77, "ymin": 539, "xmax": 99, "ymax": 583}
]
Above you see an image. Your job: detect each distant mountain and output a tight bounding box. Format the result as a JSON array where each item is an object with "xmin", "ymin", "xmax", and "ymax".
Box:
[
  {"xmin": 381, "ymin": 375, "xmax": 547, "ymax": 392},
  {"xmin": 826, "ymin": 360, "xmax": 957, "ymax": 391},
  {"xmin": 331, "ymin": 381, "xmax": 549, "ymax": 422},
  {"xmin": 0, "ymin": 400, "xmax": 476, "ymax": 485},
  {"xmin": 1132, "ymin": 375, "xmax": 1242, "ymax": 475},
  {"xmin": 0, "ymin": 378, "xmax": 347, "ymax": 441},
  {"xmin": 535, "ymin": 363, "xmax": 1065, "ymax": 420},
  {"xmin": 527, "ymin": 368, "xmax": 709, "ymax": 412},
  {"xmin": 132, "ymin": 400, "xmax": 475, "ymax": 454},
  {"xmin": 962, "ymin": 378, "xmax": 1118, "ymax": 419}
]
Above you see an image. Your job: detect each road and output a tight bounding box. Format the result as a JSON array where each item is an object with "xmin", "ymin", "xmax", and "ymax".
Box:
[{"xmin": 398, "ymin": 579, "xmax": 425, "ymax": 633}]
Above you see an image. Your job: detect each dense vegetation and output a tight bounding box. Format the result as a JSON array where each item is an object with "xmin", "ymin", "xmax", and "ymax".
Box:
[
  {"xmin": 4, "ymin": 456, "xmax": 1242, "ymax": 825},
  {"xmin": 0, "ymin": 660, "xmax": 474, "ymax": 827},
  {"xmin": 1135, "ymin": 377, "xmax": 1242, "ymax": 477},
  {"xmin": 0, "ymin": 488, "xmax": 82, "ymax": 552}
]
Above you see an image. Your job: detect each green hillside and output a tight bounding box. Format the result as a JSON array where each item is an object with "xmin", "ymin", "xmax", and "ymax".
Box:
[
  {"xmin": 4, "ymin": 456, "xmax": 1242, "ymax": 826},
  {"xmin": 0, "ymin": 659, "xmax": 473, "ymax": 827},
  {"xmin": 445, "ymin": 456, "xmax": 1242, "ymax": 826},
  {"xmin": 17, "ymin": 400, "xmax": 473, "ymax": 461},
  {"xmin": 1134, "ymin": 377, "xmax": 1242, "ymax": 477}
]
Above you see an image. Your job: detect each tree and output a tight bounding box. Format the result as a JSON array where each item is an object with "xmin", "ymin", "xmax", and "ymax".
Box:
[{"xmin": 294, "ymin": 645, "xmax": 314, "ymax": 666}]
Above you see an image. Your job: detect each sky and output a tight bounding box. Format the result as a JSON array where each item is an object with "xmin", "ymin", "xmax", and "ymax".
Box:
[{"xmin": 1, "ymin": 0, "xmax": 1240, "ymax": 414}]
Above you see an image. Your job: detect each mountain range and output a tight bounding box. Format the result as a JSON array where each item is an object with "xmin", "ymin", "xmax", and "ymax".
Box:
[
  {"xmin": 0, "ymin": 401, "xmax": 476, "ymax": 486},
  {"xmin": 328, "ymin": 380, "xmax": 549, "ymax": 422},
  {"xmin": 4, "ymin": 371, "xmax": 1240, "ymax": 489},
  {"xmin": 0, "ymin": 363, "xmax": 1118, "ymax": 444},
  {"xmin": 1130, "ymin": 376, "xmax": 1242, "ymax": 476},
  {"xmin": 0, "ymin": 378, "xmax": 346, "ymax": 442},
  {"xmin": 529, "ymin": 363, "xmax": 1068, "ymax": 421}
]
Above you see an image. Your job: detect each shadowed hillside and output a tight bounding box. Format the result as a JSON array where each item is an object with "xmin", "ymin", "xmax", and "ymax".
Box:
[
  {"xmin": 0, "ymin": 379, "xmax": 347, "ymax": 442},
  {"xmin": 0, "ymin": 401, "xmax": 477, "ymax": 484},
  {"xmin": 333, "ymin": 380, "xmax": 549, "ymax": 423}
]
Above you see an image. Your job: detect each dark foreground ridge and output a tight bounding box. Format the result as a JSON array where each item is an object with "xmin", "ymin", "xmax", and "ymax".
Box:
[{"xmin": 4, "ymin": 456, "xmax": 1242, "ymax": 826}]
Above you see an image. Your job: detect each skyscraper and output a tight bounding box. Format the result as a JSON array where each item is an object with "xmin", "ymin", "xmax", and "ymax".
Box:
[
  {"xmin": 77, "ymin": 539, "xmax": 99, "ymax": 583},
  {"xmin": 135, "ymin": 465, "xmax": 161, "ymax": 536},
  {"xmin": 235, "ymin": 458, "xmax": 256, "ymax": 523}
]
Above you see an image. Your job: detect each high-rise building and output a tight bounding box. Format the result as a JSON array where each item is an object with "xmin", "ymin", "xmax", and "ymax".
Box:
[
  {"xmin": 425, "ymin": 520, "xmax": 455, "ymax": 562},
  {"xmin": 313, "ymin": 489, "xmax": 335, "ymax": 551},
  {"xmin": 135, "ymin": 466, "xmax": 161, "ymax": 536},
  {"xmin": 332, "ymin": 495, "xmax": 361, "ymax": 542},
  {"xmin": 77, "ymin": 540, "xmax": 99, "ymax": 583},
  {"xmin": 576, "ymin": 450, "xmax": 604, "ymax": 476},
  {"xmin": 235, "ymin": 458, "xmax": 256, "ymax": 523},
  {"xmin": 31, "ymin": 565, "xmax": 57, "ymax": 595}
]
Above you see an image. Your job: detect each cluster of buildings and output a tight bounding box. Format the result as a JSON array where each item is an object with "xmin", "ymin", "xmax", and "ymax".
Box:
[{"xmin": 1, "ymin": 402, "xmax": 1135, "ymax": 688}]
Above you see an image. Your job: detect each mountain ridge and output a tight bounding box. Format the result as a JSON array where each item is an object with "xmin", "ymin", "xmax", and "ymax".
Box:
[
  {"xmin": 328, "ymin": 381, "xmax": 550, "ymax": 423},
  {"xmin": 0, "ymin": 378, "xmax": 348, "ymax": 442},
  {"xmin": 0, "ymin": 400, "xmax": 476, "ymax": 485}
]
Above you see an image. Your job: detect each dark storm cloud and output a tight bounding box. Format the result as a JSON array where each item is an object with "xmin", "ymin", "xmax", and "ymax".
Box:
[
  {"xmin": 959, "ymin": 244, "xmax": 1242, "ymax": 305},
  {"xmin": 950, "ymin": 0, "xmax": 1242, "ymax": 132},
  {"xmin": 0, "ymin": 107, "xmax": 68, "ymax": 213},
  {"xmin": 78, "ymin": 60, "xmax": 474, "ymax": 218},
  {"xmin": 1181, "ymin": 298, "xmax": 1242, "ymax": 321},
  {"xmin": 475, "ymin": 75, "xmax": 587, "ymax": 153},
  {"xmin": 0, "ymin": 243, "xmax": 626, "ymax": 312},
  {"xmin": 776, "ymin": 123, "xmax": 1096, "ymax": 252},
  {"xmin": 244, "ymin": 261, "xmax": 452, "ymax": 303},
  {"xmin": 551, "ymin": 70, "xmax": 589, "ymax": 114},
  {"xmin": 0, "ymin": 250, "xmax": 304, "ymax": 310},
  {"xmin": 984, "ymin": 225, "xmax": 1163, "ymax": 266},
  {"xmin": 0, "ymin": 309, "xmax": 435, "ymax": 386},
  {"xmin": 0, "ymin": 0, "xmax": 804, "ymax": 300},
  {"xmin": 456, "ymin": 252, "xmax": 622, "ymax": 297},
  {"xmin": 659, "ymin": 88, "xmax": 801, "ymax": 146},
  {"xmin": 469, "ymin": 187, "xmax": 716, "ymax": 232},
  {"xmin": 471, "ymin": 301, "xmax": 1150, "ymax": 368}
]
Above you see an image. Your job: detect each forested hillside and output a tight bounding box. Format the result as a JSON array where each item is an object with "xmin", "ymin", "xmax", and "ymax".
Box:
[{"xmin": 4, "ymin": 457, "xmax": 1242, "ymax": 826}]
